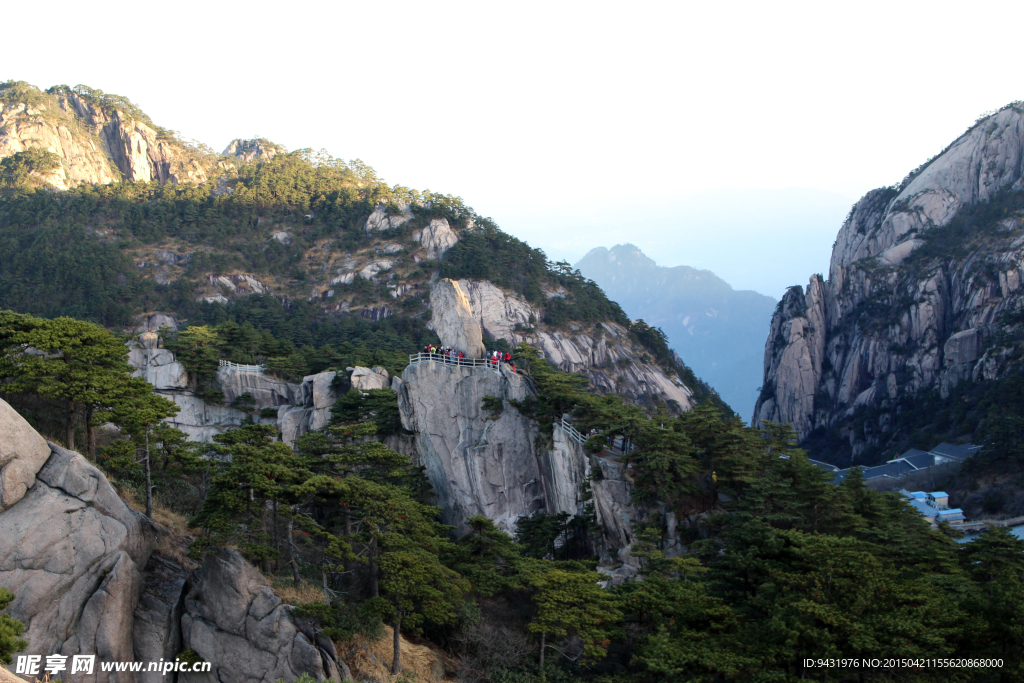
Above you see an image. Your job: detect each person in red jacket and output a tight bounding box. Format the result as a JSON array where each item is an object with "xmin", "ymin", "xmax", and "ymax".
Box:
[{"xmin": 503, "ymin": 352, "xmax": 512, "ymax": 363}]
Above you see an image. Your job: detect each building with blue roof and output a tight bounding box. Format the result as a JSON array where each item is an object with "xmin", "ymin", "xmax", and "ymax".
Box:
[{"xmin": 898, "ymin": 490, "xmax": 965, "ymax": 527}]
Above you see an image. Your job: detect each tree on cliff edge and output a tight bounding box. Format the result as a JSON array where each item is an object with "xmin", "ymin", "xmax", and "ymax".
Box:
[{"xmin": 0, "ymin": 313, "xmax": 133, "ymax": 455}]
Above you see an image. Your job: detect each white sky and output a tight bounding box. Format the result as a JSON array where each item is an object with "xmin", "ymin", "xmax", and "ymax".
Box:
[{"xmin": 8, "ymin": 0, "xmax": 1024, "ymax": 297}]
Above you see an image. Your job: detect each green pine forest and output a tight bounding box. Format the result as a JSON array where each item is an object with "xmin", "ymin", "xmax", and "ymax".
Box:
[{"xmin": 1, "ymin": 310, "xmax": 1023, "ymax": 682}]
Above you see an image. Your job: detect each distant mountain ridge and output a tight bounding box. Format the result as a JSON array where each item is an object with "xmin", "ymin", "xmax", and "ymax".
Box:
[{"xmin": 576, "ymin": 244, "xmax": 777, "ymax": 417}]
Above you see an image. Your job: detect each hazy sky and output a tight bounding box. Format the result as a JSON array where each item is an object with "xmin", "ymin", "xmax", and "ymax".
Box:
[{"xmin": 9, "ymin": 0, "xmax": 1023, "ymax": 297}]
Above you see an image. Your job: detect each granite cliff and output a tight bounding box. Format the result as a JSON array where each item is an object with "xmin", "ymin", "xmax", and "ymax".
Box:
[
  {"xmin": 0, "ymin": 82, "xmax": 214, "ymax": 189},
  {"xmin": 0, "ymin": 398, "xmax": 346, "ymax": 683},
  {"xmin": 754, "ymin": 103, "xmax": 1024, "ymax": 463}
]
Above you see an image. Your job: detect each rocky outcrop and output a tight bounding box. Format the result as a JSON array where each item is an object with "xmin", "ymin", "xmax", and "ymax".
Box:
[
  {"xmin": 277, "ymin": 371, "xmax": 344, "ymax": 448},
  {"xmin": 216, "ymin": 365, "xmax": 300, "ymax": 411},
  {"xmin": 413, "ymin": 218, "xmax": 458, "ymax": 259},
  {"xmin": 398, "ymin": 361, "xmax": 546, "ymax": 535},
  {"xmin": 223, "ymin": 138, "xmax": 282, "ymax": 163},
  {"xmin": 350, "ymin": 367, "xmax": 388, "ymax": 392},
  {"xmin": 133, "ymin": 556, "xmax": 188, "ymax": 683},
  {"xmin": 430, "ymin": 279, "xmax": 485, "ymax": 358},
  {"xmin": 755, "ymin": 103, "xmax": 1024, "ymax": 460},
  {"xmin": 0, "ymin": 399, "xmax": 51, "ymax": 510},
  {"xmin": 0, "ymin": 424, "xmax": 160, "ymax": 682},
  {"xmin": 456, "ymin": 279, "xmax": 694, "ymax": 411},
  {"xmin": 364, "ymin": 202, "xmax": 412, "ymax": 233},
  {"xmin": 0, "ymin": 400, "xmax": 346, "ymax": 683},
  {"xmin": 0, "ymin": 82, "xmax": 212, "ymax": 190},
  {"xmin": 179, "ymin": 549, "xmax": 342, "ymax": 683},
  {"xmin": 130, "ymin": 345, "xmax": 189, "ymax": 392},
  {"xmin": 397, "ymin": 358, "xmax": 644, "ymax": 545}
]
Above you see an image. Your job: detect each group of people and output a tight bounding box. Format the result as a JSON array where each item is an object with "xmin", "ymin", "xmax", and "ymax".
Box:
[
  {"xmin": 424, "ymin": 344, "xmax": 465, "ymax": 363},
  {"xmin": 487, "ymin": 350, "xmax": 514, "ymax": 371},
  {"xmin": 420, "ymin": 345, "xmax": 516, "ymax": 372}
]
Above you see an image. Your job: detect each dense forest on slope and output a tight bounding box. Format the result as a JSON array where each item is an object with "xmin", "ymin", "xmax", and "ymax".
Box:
[{"xmin": 2, "ymin": 311, "xmax": 1024, "ymax": 681}]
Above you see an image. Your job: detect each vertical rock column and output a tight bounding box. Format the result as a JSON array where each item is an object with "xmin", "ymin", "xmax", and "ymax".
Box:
[{"xmin": 430, "ymin": 279, "xmax": 485, "ymax": 358}]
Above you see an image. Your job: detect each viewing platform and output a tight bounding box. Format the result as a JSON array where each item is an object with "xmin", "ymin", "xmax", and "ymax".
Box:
[
  {"xmin": 407, "ymin": 352, "xmax": 503, "ymax": 368},
  {"xmin": 218, "ymin": 359, "xmax": 265, "ymax": 374}
]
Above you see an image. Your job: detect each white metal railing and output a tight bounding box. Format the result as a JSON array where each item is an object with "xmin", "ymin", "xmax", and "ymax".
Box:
[
  {"xmin": 219, "ymin": 360, "xmax": 265, "ymax": 373},
  {"xmin": 557, "ymin": 417, "xmax": 636, "ymax": 456},
  {"xmin": 558, "ymin": 417, "xmax": 588, "ymax": 446},
  {"xmin": 407, "ymin": 352, "xmax": 503, "ymax": 368}
]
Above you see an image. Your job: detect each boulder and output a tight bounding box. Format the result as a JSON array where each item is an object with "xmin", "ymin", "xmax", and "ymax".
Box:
[
  {"xmin": 0, "ymin": 398, "xmax": 51, "ymax": 511},
  {"xmin": 164, "ymin": 394, "xmax": 248, "ymax": 442},
  {"xmin": 179, "ymin": 548, "xmax": 341, "ymax": 683},
  {"xmin": 350, "ymin": 367, "xmax": 389, "ymax": 392},
  {"xmin": 278, "ymin": 406, "xmax": 311, "ymax": 449},
  {"xmin": 358, "ymin": 260, "xmax": 394, "ymax": 280},
  {"xmin": 0, "ymin": 442, "xmax": 160, "ymax": 683},
  {"xmin": 139, "ymin": 332, "xmax": 160, "ymax": 349},
  {"xmin": 364, "ymin": 202, "xmax": 412, "ymax": 234},
  {"xmin": 129, "ymin": 346, "xmax": 189, "ymax": 391},
  {"xmin": 430, "ymin": 279, "xmax": 485, "ymax": 359},
  {"xmin": 414, "ymin": 218, "xmax": 458, "ymax": 259},
  {"xmin": 302, "ymin": 372, "xmax": 337, "ymax": 409}
]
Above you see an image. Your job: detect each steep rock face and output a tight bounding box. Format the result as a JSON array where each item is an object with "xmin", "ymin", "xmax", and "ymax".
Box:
[
  {"xmin": 0, "ymin": 400, "xmax": 346, "ymax": 683},
  {"xmin": 398, "ymin": 361, "xmax": 542, "ymax": 534},
  {"xmin": 0, "ymin": 83, "xmax": 210, "ymax": 189},
  {"xmin": 830, "ymin": 107, "xmax": 1024, "ymax": 274},
  {"xmin": 430, "ymin": 279, "xmax": 485, "ymax": 358},
  {"xmin": 130, "ymin": 345, "xmax": 189, "ymax": 392},
  {"xmin": 133, "ymin": 556, "xmax": 188, "ymax": 683},
  {"xmin": 398, "ymin": 359, "xmax": 644, "ymax": 545},
  {"xmin": 456, "ymin": 279, "xmax": 694, "ymax": 411},
  {"xmin": 180, "ymin": 549, "xmax": 341, "ymax": 683},
  {"xmin": 216, "ymin": 365, "xmax": 300, "ymax": 411},
  {"xmin": 0, "ymin": 432, "xmax": 160, "ymax": 683},
  {"xmin": 755, "ymin": 104, "xmax": 1024, "ymax": 460}
]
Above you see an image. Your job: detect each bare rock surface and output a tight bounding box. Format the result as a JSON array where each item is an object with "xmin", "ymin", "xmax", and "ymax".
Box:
[
  {"xmin": 398, "ymin": 361, "xmax": 545, "ymax": 534},
  {"xmin": 129, "ymin": 346, "xmax": 188, "ymax": 391},
  {"xmin": 133, "ymin": 556, "xmax": 188, "ymax": 683},
  {"xmin": 457, "ymin": 279, "xmax": 694, "ymax": 411},
  {"xmin": 0, "ymin": 398, "xmax": 50, "ymax": 511},
  {"xmin": 215, "ymin": 366, "xmax": 300, "ymax": 411},
  {"xmin": 413, "ymin": 218, "xmax": 458, "ymax": 259},
  {"xmin": 430, "ymin": 279, "xmax": 485, "ymax": 358},
  {"xmin": 0, "ymin": 441, "xmax": 160, "ymax": 683},
  {"xmin": 223, "ymin": 138, "xmax": 282, "ymax": 163},
  {"xmin": 180, "ymin": 549, "xmax": 340, "ymax": 683},
  {"xmin": 755, "ymin": 104, "xmax": 1024, "ymax": 458},
  {"xmin": 364, "ymin": 202, "xmax": 412, "ymax": 233}
]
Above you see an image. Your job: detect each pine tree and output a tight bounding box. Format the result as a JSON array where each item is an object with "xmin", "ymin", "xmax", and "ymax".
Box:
[
  {"xmin": 98, "ymin": 378, "xmax": 181, "ymax": 517},
  {"xmin": 0, "ymin": 315, "xmax": 133, "ymax": 454},
  {"xmin": 527, "ymin": 568, "xmax": 622, "ymax": 681},
  {"xmin": 0, "ymin": 588, "xmax": 26, "ymax": 665}
]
